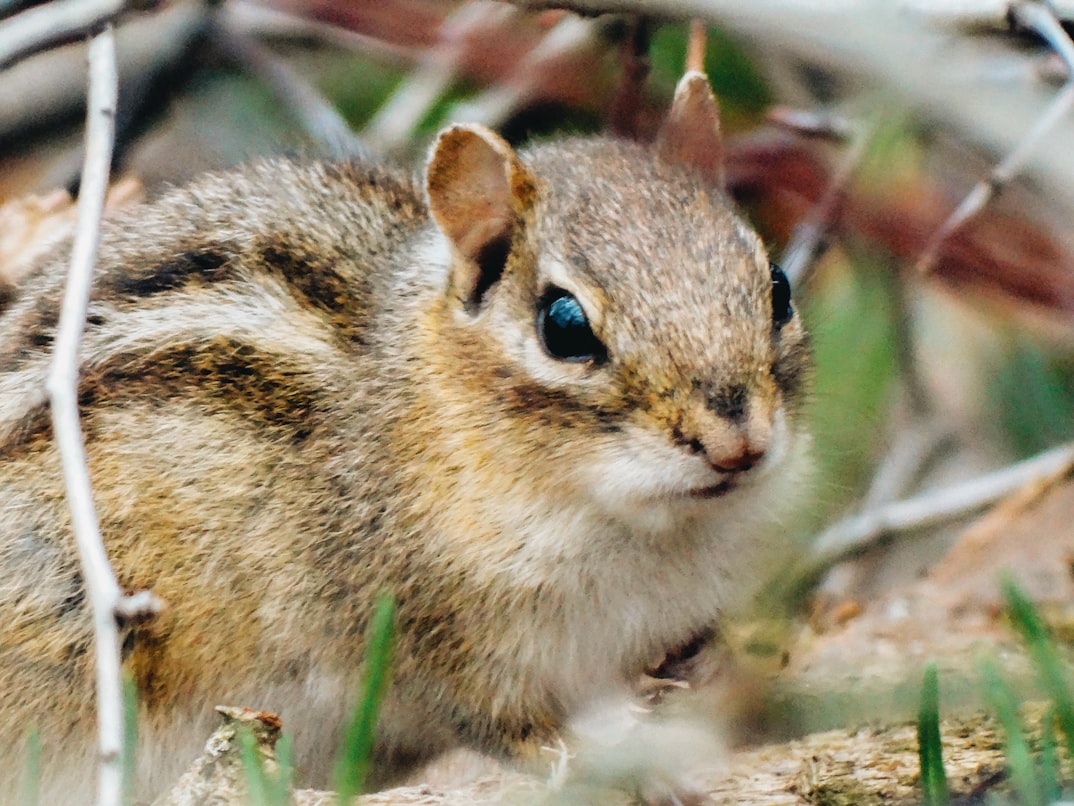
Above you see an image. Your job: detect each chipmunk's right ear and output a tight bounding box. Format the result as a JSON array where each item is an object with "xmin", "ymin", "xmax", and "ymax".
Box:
[
  {"xmin": 655, "ymin": 70, "xmax": 725, "ymax": 189},
  {"xmin": 426, "ymin": 124, "xmax": 538, "ymax": 311}
]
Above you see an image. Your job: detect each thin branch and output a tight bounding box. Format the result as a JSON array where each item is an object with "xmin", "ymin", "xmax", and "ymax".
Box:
[
  {"xmin": 0, "ymin": 0, "xmax": 147, "ymax": 70},
  {"xmin": 779, "ymin": 118, "xmax": 871, "ymax": 288},
  {"xmin": 915, "ymin": 0, "xmax": 1074, "ymax": 275},
  {"xmin": 685, "ymin": 18, "xmax": 705, "ymax": 73},
  {"xmin": 221, "ymin": 0, "xmax": 419, "ymax": 67},
  {"xmin": 767, "ymin": 106, "xmax": 855, "ymax": 139},
  {"xmin": 213, "ymin": 19, "xmax": 368, "ymax": 160},
  {"xmin": 859, "ymin": 417, "xmax": 956, "ymax": 512},
  {"xmin": 361, "ymin": 1, "xmax": 512, "ymax": 155},
  {"xmin": 443, "ymin": 13, "xmax": 599, "ymax": 130},
  {"xmin": 42, "ymin": 23, "xmax": 159, "ymax": 806},
  {"xmin": 802, "ymin": 441, "xmax": 1074, "ymax": 581}
]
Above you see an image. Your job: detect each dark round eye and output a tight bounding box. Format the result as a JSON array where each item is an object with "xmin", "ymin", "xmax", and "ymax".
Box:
[
  {"xmin": 770, "ymin": 262, "xmax": 793, "ymax": 327},
  {"xmin": 537, "ymin": 289, "xmax": 606, "ymax": 363}
]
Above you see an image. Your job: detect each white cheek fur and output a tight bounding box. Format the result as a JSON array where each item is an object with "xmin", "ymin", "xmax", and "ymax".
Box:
[{"xmin": 578, "ymin": 405, "xmax": 795, "ymax": 504}]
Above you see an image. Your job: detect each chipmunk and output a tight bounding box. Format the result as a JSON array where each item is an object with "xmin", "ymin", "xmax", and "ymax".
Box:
[{"xmin": 0, "ymin": 71, "xmax": 811, "ymax": 800}]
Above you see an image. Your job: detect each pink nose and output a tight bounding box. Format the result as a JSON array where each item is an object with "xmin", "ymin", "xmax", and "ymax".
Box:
[
  {"xmin": 709, "ymin": 445, "xmax": 765, "ymax": 473},
  {"xmin": 678, "ymin": 415, "xmax": 770, "ymax": 474}
]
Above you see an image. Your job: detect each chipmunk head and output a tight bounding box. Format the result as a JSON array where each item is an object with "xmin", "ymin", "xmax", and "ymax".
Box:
[{"xmin": 423, "ymin": 73, "xmax": 810, "ymax": 523}]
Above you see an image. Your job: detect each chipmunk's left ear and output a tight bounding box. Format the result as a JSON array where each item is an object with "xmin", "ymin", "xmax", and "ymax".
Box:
[
  {"xmin": 655, "ymin": 70, "xmax": 725, "ymax": 189},
  {"xmin": 426, "ymin": 124, "xmax": 538, "ymax": 311}
]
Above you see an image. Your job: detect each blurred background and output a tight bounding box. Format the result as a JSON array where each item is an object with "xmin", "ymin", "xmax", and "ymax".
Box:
[{"xmin": 4, "ymin": 0, "xmax": 1074, "ymax": 760}]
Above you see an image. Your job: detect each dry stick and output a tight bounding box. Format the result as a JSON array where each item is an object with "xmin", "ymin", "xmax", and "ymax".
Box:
[
  {"xmin": 767, "ymin": 107, "xmax": 855, "ymax": 139},
  {"xmin": 445, "ymin": 13, "xmax": 598, "ymax": 131},
  {"xmin": 44, "ymin": 23, "xmax": 158, "ymax": 806},
  {"xmin": 213, "ymin": 21, "xmax": 368, "ymax": 160},
  {"xmin": 802, "ymin": 440, "xmax": 1074, "ymax": 580},
  {"xmin": 779, "ymin": 119, "xmax": 872, "ymax": 288},
  {"xmin": 221, "ymin": 0, "xmax": 418, "ymax": 68},
  {"xmin": 362, "ymin": 1, "xmax": 513, "ymax": 155},
  {"xmin": 685, "ymin": 18, "xmax": 706, "ymax": 73},
  {"xmin": 915, "ymin": 0, "xmax": 1074, "ymax": 275},
  {"xmin": 0, "ymin": 0, "xmax": 145, "ymax": 70}
]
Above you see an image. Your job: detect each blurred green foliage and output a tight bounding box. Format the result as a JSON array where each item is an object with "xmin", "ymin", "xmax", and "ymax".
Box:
[
  {"xmin": 986, "ymin": 333, "xmax": 1074, "ymax": 459},
  {"xmin": 801, "ymin": 255, "xmax": 900, "ymax": 517},
  {"xmin": 649, "ymin": 23, "xmax": 772, "ymax": 124},
  {"xmin": 315, "ymin": 54, "xmax": 406, "ymax": 130}
]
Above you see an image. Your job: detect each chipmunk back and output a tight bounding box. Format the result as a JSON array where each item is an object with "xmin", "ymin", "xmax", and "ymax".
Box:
[{"xmin": 0, "ymin": 73, "xmax": 811, "ymax": 798}]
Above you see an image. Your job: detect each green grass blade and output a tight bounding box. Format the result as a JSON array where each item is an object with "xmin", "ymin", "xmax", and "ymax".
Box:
[
  {"xmin": 332, "ymin": 593, "xmax": 396, "ymax": 802},
  {"xmin": 1002, "ymin": 577, "xmax": 1074, "ymax": 759},
  {"xmin": 237, "ymin": 725, "xmax": 270, "ymax": 806},
  {"xmin": 236, "ymin": 722, "xmax": 292, "ymax": 806},
  {"xmin": 271, "ymin": 733, "xmax": 294, "ymax": 806},
  {"xmin": 1039, "ymin": 707, "xmax": 1061, "ymax": 804},
  {"xmin": 17, "ymin": 729, "xmax": 40, "ymax": 806},
  {"xmin": 918, "ymin": 662, "xmax": 949, "ymax": 805},
  {"xmin": 981, "ymin": 659, "xmax": 1045, "ymax": 806}
]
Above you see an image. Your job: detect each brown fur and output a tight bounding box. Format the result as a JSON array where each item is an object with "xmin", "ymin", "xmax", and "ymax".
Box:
[{"xmin": 0, "ymin": 109, "xmax": 811, "ymax": 798}]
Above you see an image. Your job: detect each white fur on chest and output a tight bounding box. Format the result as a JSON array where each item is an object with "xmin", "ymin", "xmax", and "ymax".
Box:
[
  {"xmin": 485, "ymin": 422, "xmax": 810, "ymax": 708},
  {"xmin": 489, "ymin": 490, "xmax": 777, "ymax": 707}
]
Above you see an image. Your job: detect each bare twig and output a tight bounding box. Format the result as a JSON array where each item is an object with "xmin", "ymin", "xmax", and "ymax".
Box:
[
  {"xmin": 0, "ymin": 1, "xmax": 205, "ymax": 143},
  {"xmin": 802, "ymin": 440, "xmax": 1074, "ymax": 580},
  {"xmin": 361, "ymin": 2, "xmax": 516, "ymax": 155},
  {"xmin": 685, "ymin": 18, "xmax": 706, "ymax": 73},
  {"xmin": 859, "ymin": 417, "xmax": 956, "ymax": 512},
  {"xmin": 779, "ymin": 119, "xmax": 872, "ymax": 287},
  {"xmin": 222, "ymin": 0, "xmax": 419, "ymax": 67},
  {"xmin": 0, "ymin": 0, "xmax": 149, "ymax": 70},
  {"xmin": 444, "ymin": 12, "xmax": 600, "ymax": 130},
  {"xmin": 915, "ymin": 0, "xmax": 1074, "ymax": 275},
  {"xmin": 767, "ymin": 106, "xmax": 855, "ymax": 140},
  {"xmin": 43, "ymin": 23, "xmax": 158, "ymax": 806},
  {"xmin": 213, "ymin": 20, "xmax": 368, "ymax": 160}
]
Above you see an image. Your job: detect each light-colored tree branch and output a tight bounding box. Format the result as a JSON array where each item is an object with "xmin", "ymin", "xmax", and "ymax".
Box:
[
  {"xmin": 0, "ymin": 0, "xmax": 148, "ymax": 70},
  {"xmin": 916, "ymin": 0, "xmax": 1074, "ymax": 274},
  {"xmin": 213, "ymin": 19, "xmax": 369, "ymax": 160},
  {"xmin": 44, "ymin": 22, "xmax": 159, "ymax": 806},
  {"xmin": 779, "ymin": 118, "xmax": 871, "ymax": 288},
  {"xmin": 507, "ymin": 0, "xmax": 1074, "ymax": 213},
  {"xmin": 803, "ymin": 440, "xmax": 1074, "ymax": 580}
]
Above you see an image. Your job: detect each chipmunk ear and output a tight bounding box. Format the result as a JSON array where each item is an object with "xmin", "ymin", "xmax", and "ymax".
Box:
[
  {"xmin": 655, "ymin": 70, "xmax": 725, "ymax": 188},
  {"xmin": 426, "ymin": 124, "xmax": 538, "ymax": 311}
]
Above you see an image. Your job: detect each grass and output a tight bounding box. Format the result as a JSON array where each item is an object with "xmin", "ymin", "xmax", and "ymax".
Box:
[
  {"xmin": 238, "ymin": 726, "xmax": 292, "ymax": 806},
  {"xmin": 919, "ymin": 577, "xmax": 1074, "ymax": 803},
  {"xmin": 237, "ymin": 593, "xmax": 396, "ymax": 805},
  {"xmin": 917, "ymin": 662, "xmax": 949, "ymax": 805},
  {"xmin": 331, "ymin": 592, "xmax": 397, "ymax": 802}
]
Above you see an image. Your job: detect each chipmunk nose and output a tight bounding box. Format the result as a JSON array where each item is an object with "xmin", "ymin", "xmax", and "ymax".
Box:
[
  {"xmin": 677, "ymin": 384, "xmax": 773, "ymax": 474},
  {"xmin": 708, "ymin": 438, "xmax": 766, "ymax": 473}
]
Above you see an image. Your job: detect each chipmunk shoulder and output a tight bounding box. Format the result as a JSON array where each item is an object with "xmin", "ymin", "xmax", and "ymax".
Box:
[{"xmin": 0, "ymin": 72, "xmax": 811, "ymax": 797}]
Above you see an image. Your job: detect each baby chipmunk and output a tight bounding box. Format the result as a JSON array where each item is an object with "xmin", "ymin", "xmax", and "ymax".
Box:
[{"xmin": 0, "ymin": 72, "xmax": 810, "ymax": 798}]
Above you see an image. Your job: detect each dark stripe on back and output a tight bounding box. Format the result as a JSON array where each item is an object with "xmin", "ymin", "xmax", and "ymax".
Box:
[
  {"xmin": 256, "ymin": 243, "xmax": 369, "ymax": 345},
  {"xmin": 1, "ymin": 336, "xmax": 323, "ymax": 456},
  {"xmin": 0, "ymin": 281, "xmax": 14, "ymax": 316},
  {"xmin": 99, "ymin": 240, "xmax": 368, "ymax": 346},
  {"xmin": 108, "ymin": 245, "xmax": 233, "ymax": 297}
]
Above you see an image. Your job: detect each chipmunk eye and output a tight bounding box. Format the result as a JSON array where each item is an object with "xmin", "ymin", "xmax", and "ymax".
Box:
[
  {"xmin": 770, "ymin": 262, "xmax": 793, "ymax": 327},
  {"xmin": 537, "ymin": 289, "xmax": 606, "ymax": 363}
]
